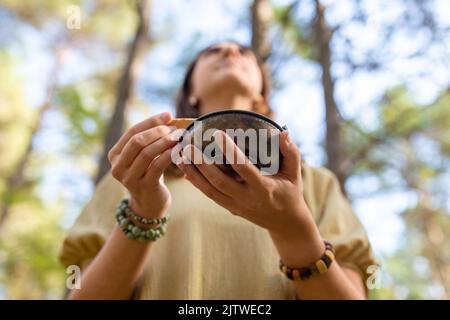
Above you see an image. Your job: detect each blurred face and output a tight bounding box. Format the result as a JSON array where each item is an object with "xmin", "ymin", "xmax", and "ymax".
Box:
[{"xmin": 190, "ymin": 42, "xmax": 264, "ymax": 108}]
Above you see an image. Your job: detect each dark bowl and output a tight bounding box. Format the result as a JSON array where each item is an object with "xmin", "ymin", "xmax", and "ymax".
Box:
[{"xmin": 180, "ymin": 110, "xmax": 286, "ymax": 178}]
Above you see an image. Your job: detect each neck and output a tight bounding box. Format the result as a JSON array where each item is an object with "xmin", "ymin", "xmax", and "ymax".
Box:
[{"xmin": 198, "ymin": 92, "xmax": 254, "ymax": 115}]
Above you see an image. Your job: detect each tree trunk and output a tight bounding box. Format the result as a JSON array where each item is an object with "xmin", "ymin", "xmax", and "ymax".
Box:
[
  {"xmin": 95, "ymin": 0, "xmax": 153, "ymax": 184},
  {"xmin": 313, "ymin": 0, "xmax": 349, "ymax": 193},
  {"xmin": 251, "ymin": 0, "xmax": 273, "ymax": 63}
]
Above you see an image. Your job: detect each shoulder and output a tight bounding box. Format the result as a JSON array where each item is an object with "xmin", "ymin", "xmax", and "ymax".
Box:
[
  {"xmin": 59, "ymin": 172, "xmax": 128, "ymax": 268},
  {"xmin": 302, "ymin": 162, "xmax": 337, "ymax": 186}
]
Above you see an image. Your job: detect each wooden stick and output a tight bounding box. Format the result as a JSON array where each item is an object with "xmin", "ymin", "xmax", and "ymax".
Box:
[{"xmin": 169, "ymin": 118, "xmax": 195, "ymax": 129}]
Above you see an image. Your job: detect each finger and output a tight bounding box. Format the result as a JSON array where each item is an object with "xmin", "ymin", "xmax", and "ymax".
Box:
[
  {"xmin": 177, "ymin": 157, "xmax": 236, "ymax": 210},
  {"xmin": 125, "ymin": 133, "xmax": 179, "ymax": 183},
  {"xmin": 108, "ymin": 112, "xmax": 172, "ymax": 162},
  {"xmin": 279, "ymin": 131, "xmax": 301, "ymax": 181},
  {"xmin": 142, "ymin": 147, "xmax": 174, "ymax": 184},
  {"xmin": 182, "ymin": 164, "xmax": 237, "ymax": 210},
  {"xmin": 213, "ymin": 130, "xmax": 263, "ymax": 187},
  {"xmin": 117, "ymin": 125, "xmax": 177, "ymax": 169},
  {"xmin": 183, "ymin": 144, "xmax": 246, "ymax": 198}
]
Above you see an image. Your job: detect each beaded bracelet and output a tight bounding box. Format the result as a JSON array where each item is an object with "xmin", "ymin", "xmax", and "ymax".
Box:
[
  {"xmin": 115, "ymin": 198, "xmax": 170, "ymax": 242},
  {"xmin": 279, "ymin": 240, "xmax": 335, "ymax": 281},
  {"xmin": 118, "ymin": 198, "xmax": 170, "ymax": 225}
]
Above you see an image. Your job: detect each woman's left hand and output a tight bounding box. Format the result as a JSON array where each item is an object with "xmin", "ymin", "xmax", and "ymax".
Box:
[{"xmin": 176, "ymin": 130, "xmax": 321, "ymax": 252}]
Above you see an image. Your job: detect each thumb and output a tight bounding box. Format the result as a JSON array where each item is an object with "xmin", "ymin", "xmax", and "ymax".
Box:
[{"xmin": 278, "ymin": 131, "xmax": 301, "ymax": 180}]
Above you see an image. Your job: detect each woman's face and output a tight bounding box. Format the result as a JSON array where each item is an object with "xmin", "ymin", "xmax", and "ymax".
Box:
[{"xmin": 190, "ymin": 42, "xmax": 263, "ymax": 109}]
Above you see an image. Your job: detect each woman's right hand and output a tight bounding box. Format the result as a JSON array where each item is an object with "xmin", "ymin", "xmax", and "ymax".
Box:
[{"xmin": 107, "ymin": 112, "xmax": 178, "ymax": 219}]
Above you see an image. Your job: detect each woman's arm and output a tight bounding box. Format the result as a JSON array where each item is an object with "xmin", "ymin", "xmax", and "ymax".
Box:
[
  {"xmin": 68, "ymin": 112, "xmax": 178, "ymax": 299},
  {"xmin": 269, "ymin": 208, "xmax": 366, "ymax": 300},
  {"xmin": 68, "ymin": 224, "xmax": 154, "ymax": 300},
  {"xmin": 176, "ymin": 130, "xmax": 367, "ymax": 299}
]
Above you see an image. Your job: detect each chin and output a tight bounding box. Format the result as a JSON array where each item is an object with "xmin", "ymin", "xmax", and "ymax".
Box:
[{"xmin": 210, "ymin": 71, "xmax": 252, "ymax": 93}]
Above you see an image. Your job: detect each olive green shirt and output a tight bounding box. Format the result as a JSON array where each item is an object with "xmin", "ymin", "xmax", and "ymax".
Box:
[{"xmin": 59, "ymin": 163, "xmax": 377, "ymax": 299}]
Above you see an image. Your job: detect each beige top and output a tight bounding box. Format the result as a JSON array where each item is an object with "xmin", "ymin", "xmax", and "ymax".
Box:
[{"xmin": 59, "ymin": 163, "xmax": 377, "ymax": 299}]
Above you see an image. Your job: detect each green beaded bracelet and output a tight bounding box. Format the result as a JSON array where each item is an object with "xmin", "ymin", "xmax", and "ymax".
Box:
[
  {"xmin": 115, "ymin": 199, "xmax": 169, "ymax": 242},
  {"xmin": 118, "ymin": 198, "xmax": 170, "ymax": 226}
]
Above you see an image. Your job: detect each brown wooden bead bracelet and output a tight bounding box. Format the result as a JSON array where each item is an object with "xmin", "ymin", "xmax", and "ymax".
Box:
[{"xmin": 279, "ymin": 240, "xmax": 336, "ymax": 281}]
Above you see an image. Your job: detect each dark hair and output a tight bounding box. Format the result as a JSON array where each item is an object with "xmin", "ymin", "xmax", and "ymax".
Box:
[{"xmin": 175, "ymin": 41, "xmax": 273, "ymax": 118}]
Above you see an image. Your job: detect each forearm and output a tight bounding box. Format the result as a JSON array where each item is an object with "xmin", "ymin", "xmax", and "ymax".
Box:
[
  {"xmin": 68, "ymin": 111, "xmax": 177, "ymax": 300},
  {"xmin": 68, "ymin": 224, "xmax": 153, "ymax": 300},
  {"xmin": 269, "ymin": 207, "xmax": 366, "ymax": 300}
]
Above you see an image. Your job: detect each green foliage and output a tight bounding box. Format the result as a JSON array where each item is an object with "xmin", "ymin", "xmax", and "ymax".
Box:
[
  {"xmin": 56, "ymin": 79, "xmax": 113, "ymax": 154},
  {"xmin": 1, "ymin": 0, "xmax": 83, "ymax": 27},
  {"xmin": 374, "ymin": 207, "xmax": 450, "ymax": 299},
  {"xmin": 0, "ymin": 51, "xmax": 36, "ymax": 177},
  {"xmin": 0, "ymin": 0, "xmax": 139, "ymax": 299},
  {"xmin": 83, "ymin": 1, "xmax": 137, "ymax": 46},
  {"xmin": 272, "ymin": 2, "xmax": 315, "ymax": 60},
  {"xmin": 345, "ymin": 87, "xmax": 450, "ymax": 299},
  {"xmin": 0, "ymin": 202, "xmax": 66, "ymax": 299},
  {"xmin": 0, "ymin": 48, "xmax": 65, "ymax": 298}
]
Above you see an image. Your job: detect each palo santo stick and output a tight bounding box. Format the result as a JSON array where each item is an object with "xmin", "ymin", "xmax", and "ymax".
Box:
[{"xmin": 169, "ymin": 118, "xmax": 195, "ymax": 129}]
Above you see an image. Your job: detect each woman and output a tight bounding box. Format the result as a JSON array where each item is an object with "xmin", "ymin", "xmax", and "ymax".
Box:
[{"xmin": 60, "ymin": 41, "xmax": 377, "ymax": 299}]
